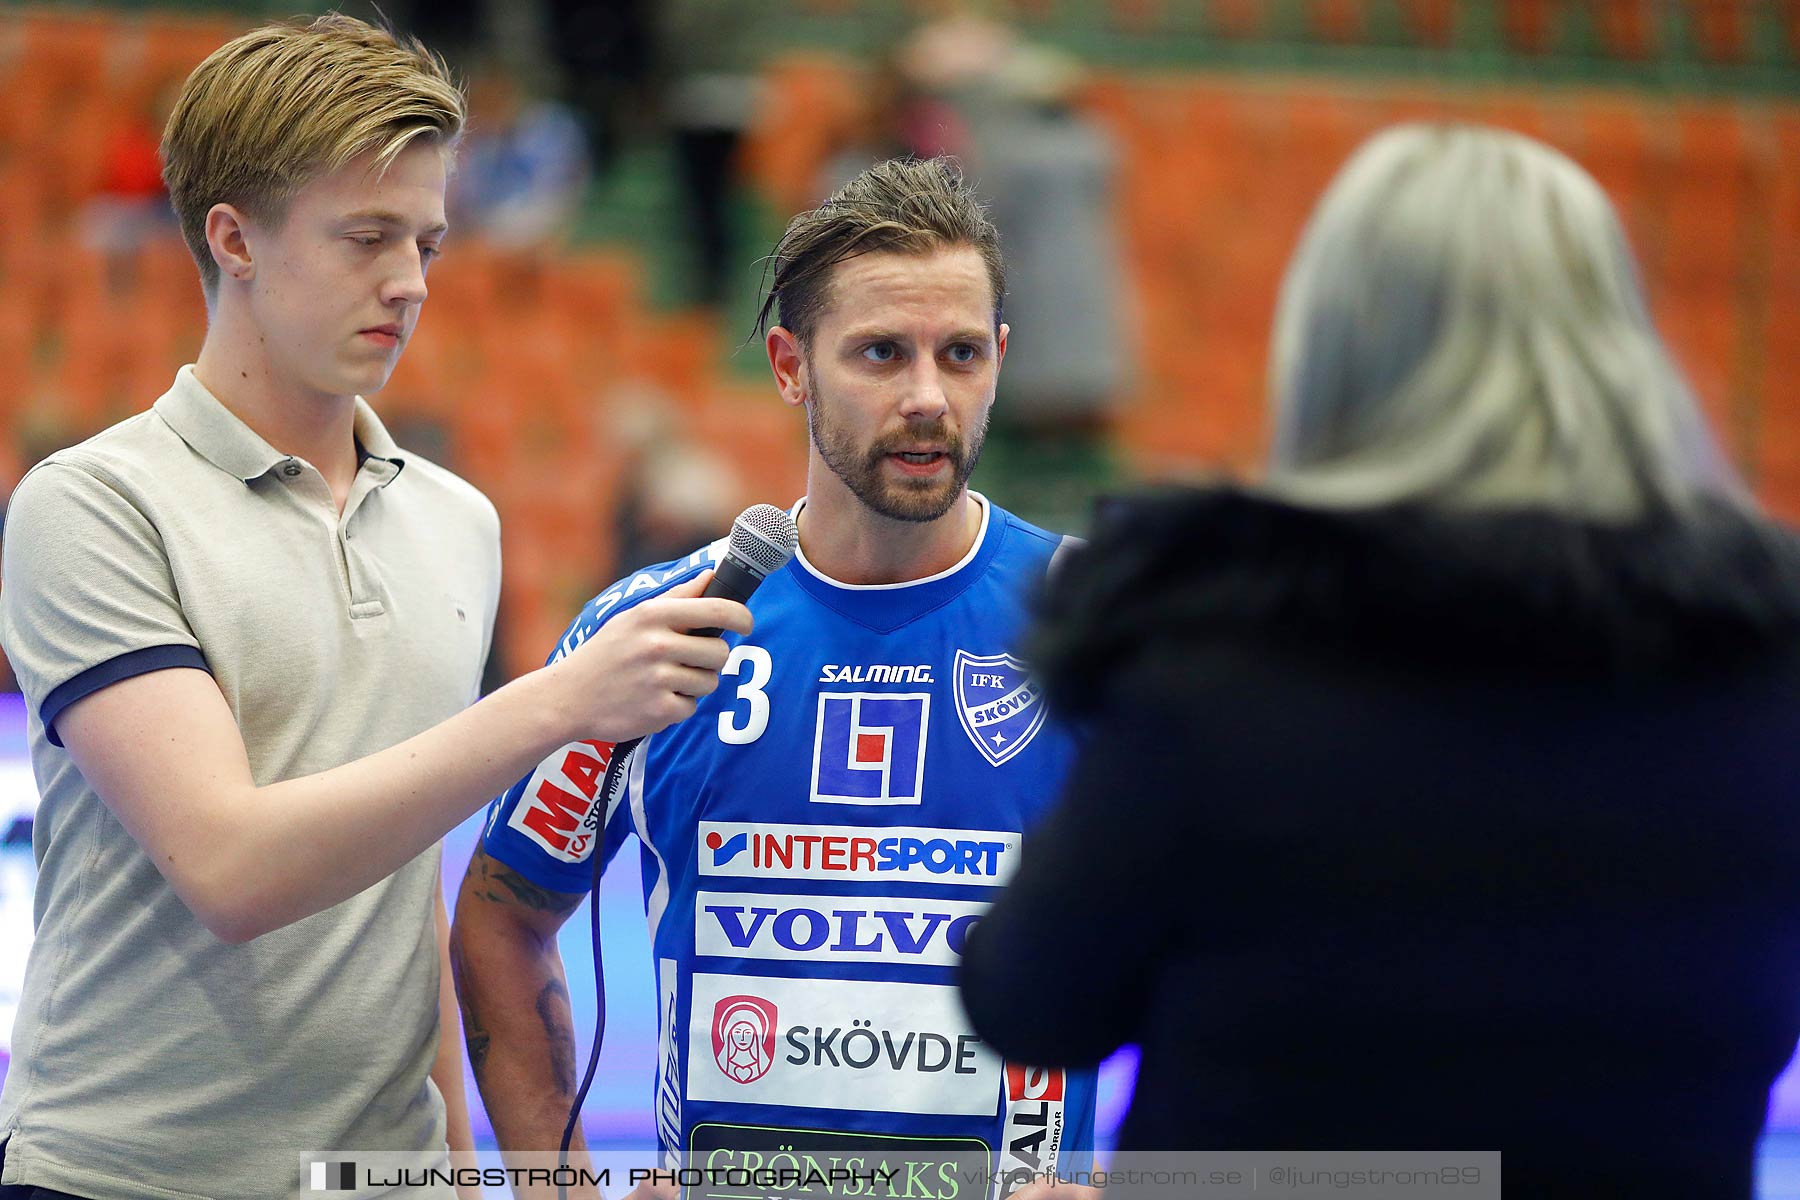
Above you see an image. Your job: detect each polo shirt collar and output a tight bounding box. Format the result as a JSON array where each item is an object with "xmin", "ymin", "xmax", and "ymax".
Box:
[
  {"xmin": 154, "ymin": 365, "xmax": 406, "ymax": 486},
  {"xmin": 352, "ymin": 397, "xmax": 406, "ymax": 487}
]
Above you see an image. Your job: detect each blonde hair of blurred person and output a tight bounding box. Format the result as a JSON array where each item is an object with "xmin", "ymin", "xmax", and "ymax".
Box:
[{"xmin": 1266, "ymin": 122, "xmax": 1743, "ymax": 519}]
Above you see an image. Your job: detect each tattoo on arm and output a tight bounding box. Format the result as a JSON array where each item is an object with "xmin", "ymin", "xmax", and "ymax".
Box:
[
  {"xmin": 536, "ymin": 978, "xmax": 578, "ymax": 1097},
  {"xmin": 449, "ymin": 943, "xmax": 491, "ymax": 1077},
  {"xmin": 471, "ymin": 849, "xmax": 586, "ymax": 916}
]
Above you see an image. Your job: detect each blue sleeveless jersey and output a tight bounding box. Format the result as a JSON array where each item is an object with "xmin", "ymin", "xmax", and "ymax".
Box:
[{"xmin": 482, "ymin": 496, "xmax": 1096, "ymax": 1180}]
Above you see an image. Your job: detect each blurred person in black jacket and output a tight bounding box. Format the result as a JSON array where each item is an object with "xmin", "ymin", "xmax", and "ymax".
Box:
[{"xmin": 959, "ymin": 123, "xmax": 1800, "ymax": 1198}]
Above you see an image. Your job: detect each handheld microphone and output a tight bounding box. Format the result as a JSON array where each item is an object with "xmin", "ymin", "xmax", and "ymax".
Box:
[
  {"xmin": 559, "ymin": 504, "xmax": 798, "ymax": 1188},
  {"xmin": 691, "ymin": 503, "xmax": 799, "ymax": 634}
]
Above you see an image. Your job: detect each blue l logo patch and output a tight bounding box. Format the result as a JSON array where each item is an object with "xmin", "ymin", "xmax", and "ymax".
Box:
[{"xmin": 810, "ymin": 692, "xmax": 930, "ymax": 805}]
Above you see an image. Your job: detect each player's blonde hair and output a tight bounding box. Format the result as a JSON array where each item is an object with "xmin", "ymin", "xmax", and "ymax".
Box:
[
  {"xmin": 1267, "ymin": 122, "xmax": 1743, "ymax": 518},
  {"xmin": 161, "ymin": 13, "xmax": 465, "ymax": 295}
]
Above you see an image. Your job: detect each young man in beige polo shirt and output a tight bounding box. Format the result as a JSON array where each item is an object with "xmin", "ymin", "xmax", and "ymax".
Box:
[{"xmin": 0, "ymin": 17, "xmax": 749, "ymax": 1200}]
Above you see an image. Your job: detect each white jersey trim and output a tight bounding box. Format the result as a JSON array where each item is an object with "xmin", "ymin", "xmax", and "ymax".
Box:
[
  {"xmin": 790, "ymin": 492, "xmax": 992, "ymax": 592},
  {"xmin": 627, "ymin": 734, "xmax": 672, "ymax": 949}
]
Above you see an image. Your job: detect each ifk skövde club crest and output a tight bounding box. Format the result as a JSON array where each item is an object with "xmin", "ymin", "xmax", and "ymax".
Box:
[{"xmin": 952, "ymin": 649, "xmax": 1048, "ymax": 767}]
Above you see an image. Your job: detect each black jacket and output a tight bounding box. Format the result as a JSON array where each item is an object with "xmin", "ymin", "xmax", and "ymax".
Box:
[{"xmin": 960, "ymin": 488, "xmax": 1800, "ymax": 1197}]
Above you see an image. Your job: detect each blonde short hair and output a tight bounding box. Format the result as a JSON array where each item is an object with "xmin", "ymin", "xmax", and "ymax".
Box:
[{"xmin": 161, "ymin": 13, "xmax": 465, "ymax": 294}]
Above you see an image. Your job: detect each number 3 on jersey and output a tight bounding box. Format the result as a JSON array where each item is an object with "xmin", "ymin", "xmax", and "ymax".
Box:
[{"xmin": 718, "ymin": 645, "xmax": 773, "ymax": 745}]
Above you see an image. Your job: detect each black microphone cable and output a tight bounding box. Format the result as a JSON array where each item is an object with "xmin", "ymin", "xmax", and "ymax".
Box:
[
  {"xmin": 557, "ymin": 735, "xmax": 639, "ymax": 1198},
  {"xmin": 555, "ymin": 504, "xmax": 797, "ymax": 1199}
]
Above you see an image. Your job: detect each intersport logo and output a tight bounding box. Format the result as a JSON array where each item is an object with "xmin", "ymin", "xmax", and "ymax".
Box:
[
  {"xmin": 698, "ymin": 821, "xmax": 1019, "ymax": 887},
  {"xmin": 695, "ymin": 892, "xmax": 989, "ymax": 967}
]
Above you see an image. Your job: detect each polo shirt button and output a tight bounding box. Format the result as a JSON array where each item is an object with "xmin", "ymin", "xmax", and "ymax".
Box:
[{"xmin": 282, "ymin": 461, "xmax": 302, "ymax": 478}]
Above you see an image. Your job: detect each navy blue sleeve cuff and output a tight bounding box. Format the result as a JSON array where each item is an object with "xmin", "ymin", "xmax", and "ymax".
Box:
[{"xmin": 41, "ymin": 645, "xmax": 211, "ymax": 748}]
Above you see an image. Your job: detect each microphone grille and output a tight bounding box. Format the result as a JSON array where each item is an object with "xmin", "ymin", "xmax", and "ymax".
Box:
[{"xmin": 729, "ymin": 504, "xmax": 799, "ymax": 577}]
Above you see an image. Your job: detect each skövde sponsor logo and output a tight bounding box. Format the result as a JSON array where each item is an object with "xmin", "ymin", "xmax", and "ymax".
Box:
[
  {"xmin": 686, "ymin": 974, "xmax": 1001, "ymax": 1116},
  {"xmin": 712, "ymin": 994, "xmax": 779, "ymax": 1084}
]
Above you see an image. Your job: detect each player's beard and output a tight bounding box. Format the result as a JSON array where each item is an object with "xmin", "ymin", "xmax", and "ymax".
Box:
[{"xmin": 806, "ymin": 378, "xmax": 988, "ymax": 524}]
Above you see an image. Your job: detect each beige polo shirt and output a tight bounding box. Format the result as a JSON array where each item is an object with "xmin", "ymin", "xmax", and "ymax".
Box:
[{"xmin": 0, "ymin": 365, "xmax": 500, "ymax": 1199}]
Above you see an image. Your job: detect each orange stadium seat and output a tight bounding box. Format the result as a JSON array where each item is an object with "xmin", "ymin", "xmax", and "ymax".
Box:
[
  {"xmin": 17, "ymin": 10, "xmax": 111, "ymax": 92},
  {"xmin": 1207, "ymin": 0, "xmax": 1264, "ymax": 40},
  {"xmin": 687, "ymin": 392, "xmax": 803, "ymax": 508},
  {"xmin": 139, "ymin": 14, "xmax": 244, "ymax": 81},
  {"xmin": 1398, "ymin": 0, "xmax": 1457, "ymax": 47},
  {"xmin": 1686, "ymin": 0, "xmax": 1750, "ymax": 62},
  {"xmin": 494, "ymin": 537, "xmax": 561, "ymax": 680},
  {"xmin": 1770, "ymin": 112, "xmax": 1800, "ymax": 283},
  {"xmin": 383, "ymin": 321, "xmax": 462, "ymax": 423},
  {"xmin": 0, "ymin": 307, "xmax": 33, "ymax": 424},
  {"xmin": 741, "ymin": 56, "xmax": 861, "ymax": 216},
  {"xmin": 1279, "ymin": 89, "xmax": 1367, "ymax": 193},
  {"xmin": 1593, "ymin": 0, "xmax": 1656, "ymax": 58},
  {"xmin": 1481, "ymin": 95, "xmax": 1551, "ymax": 140},
  {"xmin": 1308, "ymin": 0, "xmax": 1367, "ymax": 44},
  {"xmin": 1762, "ymin": 109, "xmax": 1800, "ymax": 444},
  {"xmin": 1383, "ymin": 80, "xmax": 1491, "ymax": 129},
  {"xmin": 1501, "ymin": 0, "xmax": 1560, "ymax": 54},
  {"xmin": 545, "ymin": 252, "xmax": 640, "ymax": 335},
  {"xmin": 0, "ymin": 169, "xmax": 46, "ymax": 266},
  {"xmin": 1656, "ymin": 290, "xmax": 1738, "ymax": 436},
  {"xmin": 1576, "ymin": 95, "xmax": 1654, "ymax": 240},
  {"xmin": 1663, "ymin": 104, "xmax": 1750, "ymax": 286},
  {"xmin": 1174, "ymin": 84, "xmax": 1255, "ymax": 219},
  {"xmin": 1762, "ymin": 292, "xmax": 1800, "ymax": 473},
  {"xmin": 635, "ymin": 312, "xmax": 723, "ymax": 410}
]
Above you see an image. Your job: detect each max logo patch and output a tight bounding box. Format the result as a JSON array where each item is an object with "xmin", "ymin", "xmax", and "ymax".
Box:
[{"xmin": 953, "ymin": 650, "xmax": 1047, "ymax": 767}]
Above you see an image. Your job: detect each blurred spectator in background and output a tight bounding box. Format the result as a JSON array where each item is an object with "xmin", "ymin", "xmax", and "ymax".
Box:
[
  {"xmin": 963, "ymin": 124, "xmax": 1800, "ymax": 1199},
  {"xmin": 974, "ymin": 44, "xmax": 1129, "ymax": 534},
  {"xmin": 895, "ymin": 5, "xmax": 1015, "ymax": 156},
  {"xmin": 77, "ymin": 77, "xmax": 180, "ymax": 294},
  {"xmin": 544, "ymin": 0, "xmax": 653, "ymax": 173},
  {"xmin": 822, "ymin": 11, "xmax": 1010, "ymax": 194},
  {"xmin": 659, "ymin": 0, "xmax": 762, "ymax": 307},
  {"xmin": 608, "ymin": 390, "xmax": 743, "ymax": 577},
  {"xmin": 822, "ymin": 55, "xmax": 942, "ymax": 194},
  {"xmin": 451, "ymin": 62, "xmax": 590, "ymax": 253}
]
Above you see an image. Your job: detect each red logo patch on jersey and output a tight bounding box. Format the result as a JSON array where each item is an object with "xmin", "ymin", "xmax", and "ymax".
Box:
[
  {"xmin": 506, "ymin": 739, "xmax": 615, "ymax": 862},
  {"xmin": 1006, "ymin": 1063, "xmax": 1065, "ymax": 1102},
  {"xmin": 712, "ymin": 994, "xmax": 779, "ymax": 1085}
]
